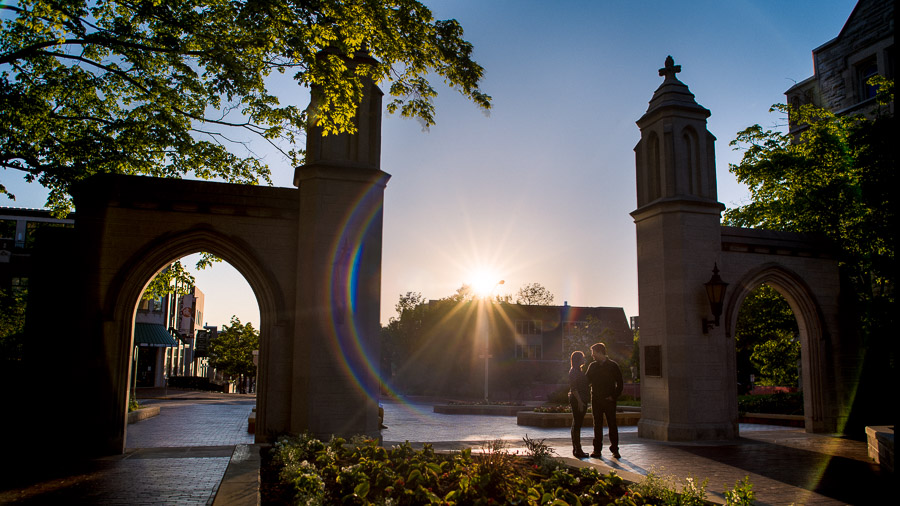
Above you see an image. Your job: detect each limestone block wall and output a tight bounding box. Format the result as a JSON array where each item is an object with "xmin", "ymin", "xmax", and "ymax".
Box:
[
  {"xmin": 793, "ymin": 0, "xmax": 894, "ymax": 114},
  {"xmin": 719, "ymin": 227, "xmax": 845, "ymax": 433},
  {"xmin": 633, "ymin": 199, "xmax": 737, "ymax": 441}
]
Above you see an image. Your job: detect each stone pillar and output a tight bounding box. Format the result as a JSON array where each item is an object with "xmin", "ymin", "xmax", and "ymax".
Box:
[
  {"xmin": 291, "ymin": 53, "xmax": 390, "ymax": 440},
  {"xmin": 631, "ymin": 57, "xmax": 738, "ymax": 441}
]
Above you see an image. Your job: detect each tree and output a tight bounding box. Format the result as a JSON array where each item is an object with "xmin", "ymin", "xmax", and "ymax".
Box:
[
  {"xmin": 630, "ymin": 329, "xmax": 640, "ymax": 383},
  {"xmin": 0, "ymin": 287, "xmax": 27, "ymax": 362},
  {"xmin": 208, "ymin": 315, "xmax": 259, "ymax": 383},
  {"xmin": 1, "ymin": 0, "xmax": 491, "ymax": 214},
  {"xmin": 726, "ymin": 78, "xmax": 894, "ymax": 424},
  {"xmin": 380, "ymin": 291, "xmax": 428, "ymax": 386},
  {"xmin": 140, "ymin": 253, "xmax": 223, "ymax": 300},
  {"xmin": 445, "ymin": 283, "xmax": 475, "ymax": 302},
  {"xmin": 515, "ymin": 282, "xmax": 554, "ymax": 305},
  {"xmin": 562, "ymin": 315, "xmax": 610, "ymax": 363},
  {"xmin": 725, "ymin": 78, "xmax": 894, "ymax": 345},
  {"xmin": 751, "ymin": 337, "xmax": 800, "ymax": 387},
  {"xmin": 734, "ymin": 285, "xmax": 799, "ymax": 390}
]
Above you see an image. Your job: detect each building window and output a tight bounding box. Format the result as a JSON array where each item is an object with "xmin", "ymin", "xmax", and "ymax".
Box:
[
  {"xmin": 516, "ymin": 320, "xmax": 542, "ymax": 335},
  {"xmin": 857, "ymin": 59, "xmax": 879, "ymax": 101},
  {"xmin": 516, "ymin": 344, "xmax": 543, "ymax": 359},
  {"xmin": 0, "ymin": 220, "xmax": 15, "ymax": 240},
  {"xmin": 24, "ymin": 221, "xmax": 73, "ymax": 248}
]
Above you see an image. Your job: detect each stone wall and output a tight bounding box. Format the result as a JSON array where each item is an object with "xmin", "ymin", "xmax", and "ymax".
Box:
[{"xmin": 786, "ymin": 0, "xmax": 894, "ymax": 116}]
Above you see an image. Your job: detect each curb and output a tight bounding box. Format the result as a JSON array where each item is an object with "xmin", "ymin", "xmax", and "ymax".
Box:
[
  {"xmin": 518, "ymin": 411, "xmax": 641, "ymax": 428},
  {"xmin": 213, "ymin": 444, "xmax": 261, "ymax": 506},
  {"xmin": 433, "ymin": 405, "xmax": 529, "ymax": 416},
  {"xmin": 127, "ymin": 406, "xmax": 160, "ymax": 424}
]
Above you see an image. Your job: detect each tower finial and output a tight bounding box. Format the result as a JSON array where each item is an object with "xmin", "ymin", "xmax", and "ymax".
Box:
[{"xmin": 659, "ymin": 55, "xmax": 681, "ymax": 80}]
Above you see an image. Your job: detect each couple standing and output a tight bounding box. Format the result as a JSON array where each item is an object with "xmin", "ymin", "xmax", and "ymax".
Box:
[{"xmin": 568, "ymin": 342, "xmax": 623, "ymax": 459}]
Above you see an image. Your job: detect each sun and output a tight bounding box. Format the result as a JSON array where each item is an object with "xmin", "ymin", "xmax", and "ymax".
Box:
[{"xmin": 468, "ymin": 268, "xmax": 505, "ymax": 298}]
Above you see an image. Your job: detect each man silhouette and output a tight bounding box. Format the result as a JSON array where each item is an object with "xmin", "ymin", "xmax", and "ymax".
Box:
[{"xmin": 585, "ymin": 342, "xmax": 623, "ymax": 459}]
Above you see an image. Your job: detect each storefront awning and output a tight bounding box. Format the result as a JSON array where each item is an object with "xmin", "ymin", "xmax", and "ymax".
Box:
[{"xmin": 134, "ymin": 323, "xmax": 178, "ymax": 347}]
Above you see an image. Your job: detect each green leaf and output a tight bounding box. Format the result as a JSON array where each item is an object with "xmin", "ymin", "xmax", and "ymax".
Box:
[
  {"xmin": 353, "ymin": 480, "xmax": 370, "ymax": 498},
  {"xmin": 1, "ymin": 0, "xmax": 491, "ymax": 214}
]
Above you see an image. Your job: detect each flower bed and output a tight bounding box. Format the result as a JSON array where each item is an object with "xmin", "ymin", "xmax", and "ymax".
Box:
[{"xmin": 261, "ymin": 434, "xmax": 756, "ymax": 505}]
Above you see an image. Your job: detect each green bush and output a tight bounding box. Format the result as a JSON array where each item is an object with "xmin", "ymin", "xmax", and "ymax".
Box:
[
  {"xmin": 548, "ymin": 386, "xmax": 642, "ymax": 407},
  {"xmin": 264, "ymin": 433, "xmax": 756, "ymax": 505},
  {"xmin": 547, "ymin": 384, "xmax": 570, "ymax": 404},
  {"xmin": 738, "ymin": 392, "xmax": 804, "ymax": 415}
]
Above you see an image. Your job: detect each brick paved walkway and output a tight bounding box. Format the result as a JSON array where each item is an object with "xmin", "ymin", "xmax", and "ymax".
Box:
[
  {"xmin": 382, "ymin": 399, "xmax": 891, "ymax": 505},
  {"xmin": 0, "ymin": 394, "xmax": 889, "ymax": 505},
  {"xmin": 0, "ymin": 390, "xmax": 255, "ymax": 505}
]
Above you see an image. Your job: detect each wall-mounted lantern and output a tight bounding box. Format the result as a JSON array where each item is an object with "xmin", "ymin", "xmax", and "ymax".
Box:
[{"xmin": 702, "ymin": 263, "xmax": 728, "ymax": 334}]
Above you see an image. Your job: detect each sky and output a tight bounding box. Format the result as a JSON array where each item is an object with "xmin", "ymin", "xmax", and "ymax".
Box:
[{"xmin": 2, "ymin": 0, "xmax": 860, "ymax": 328}]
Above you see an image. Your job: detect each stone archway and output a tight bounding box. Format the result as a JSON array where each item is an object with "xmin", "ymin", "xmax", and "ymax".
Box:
[
  {"xmin": 103, "ymin": 220, "xmax": 289, "ymax": 452},
  {"xmin": 720, "ymin": 248, "xmax": 841, "ymax": 434},
  {"xmin": 633, "ymin": 58, "xmax": 852, "ymax": 441},
  {"xmin": 20, "ymin": 78, "xmax": 390, "ymax": 457}
]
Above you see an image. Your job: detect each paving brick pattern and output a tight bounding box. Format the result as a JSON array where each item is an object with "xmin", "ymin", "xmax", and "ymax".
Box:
[
  {"xmin": 0, "ymin": 391, "xmax": 255, "ymax": 505},
  {"xmin": 382, "ymin": 400, "xmax": 890, "ymax": 505},
  {"xmin": 127, "ymin": 399, "xmax": 256, "ymax": 448},
  {"xmin": 1, "ymin": 392, "xmax": 889, "ymax": 505},
  {"xmin": 4, "ymin": 457, "xmax": 230, "ymax": 505}
]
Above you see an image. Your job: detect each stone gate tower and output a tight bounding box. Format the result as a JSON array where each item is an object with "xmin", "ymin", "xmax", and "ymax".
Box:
[{"xmin": 631, "ymin": 57, "xmax": 738, "ymax": 440}]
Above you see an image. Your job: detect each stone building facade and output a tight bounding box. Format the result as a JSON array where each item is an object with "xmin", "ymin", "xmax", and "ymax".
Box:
[
  {"xmin": 391, "ymin": 301, "xmax": 635, "ymax": 400},
  {"xmin": 785, "ymin": 0, "xmax": 894, "ymax": 128}
]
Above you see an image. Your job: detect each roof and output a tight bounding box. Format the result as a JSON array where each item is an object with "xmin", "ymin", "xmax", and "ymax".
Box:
[{"xmin": 134, "ymin": 323, "xmax": 178, "ymax": 347}]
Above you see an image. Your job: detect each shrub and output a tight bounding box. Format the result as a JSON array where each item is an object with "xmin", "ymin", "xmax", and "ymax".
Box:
[
  {"xmin": 738, "ymin": 392, "xmax": 803, "ymax": 415},
  {"xmin": 264, "ymin": 433, "xmax": 755, "ymax": 505},
  {"xmin": 128, "ymin": 397, "xmax": 142, "ymax": 412},
  {"xmin": 548, "ymin": 387, "xmax": 642, "ymax": 407},
  {"xmin": 547, "ymin": 384, "xmax": 569, "ymax": 404}
]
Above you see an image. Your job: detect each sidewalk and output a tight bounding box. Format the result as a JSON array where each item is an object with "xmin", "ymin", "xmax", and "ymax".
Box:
[
  {"xmin": 0, "ymin": 389, "xmax": 256, "ymax": 505},
  {"xmin": 0, "ymin": 393, "xmax": 890, "ymax": 504},
  {"xmin": 380, "ymin": 399, "xmax": 890, "ymax": 505}
]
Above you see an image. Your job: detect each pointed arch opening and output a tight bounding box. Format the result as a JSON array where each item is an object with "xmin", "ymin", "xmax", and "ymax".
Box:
[
  {"xmin": 106, "ymin": 226, "xmax": 284, "ymax": 449},
  {"xmin": 647, "ymin": 131, "xmax": 662, "ymax": 202},
  {"xmin": 723, "ymin": 263, "xmax": 830, "ymax": 432},
  {"xmin": 682, "ymin": 126, "xmax": 701, "ymax": 196}
]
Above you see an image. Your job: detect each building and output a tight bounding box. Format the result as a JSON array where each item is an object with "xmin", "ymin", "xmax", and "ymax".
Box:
[
  {"xmin": 133, "ymin": 285, "xmax": 209, "ymax": 387},
  {"xmin": 2, "ymin": 206, "xmax": 209, "ymax": 388},
  {"xmin": 784, "ymin": 0, "xmax": 894, "ymax": 131},
  {"xmin": 1, "ymin": 207, "xmax": 75, "ymax": 294},
  {"xmin": 390, "ymin": 300, "xmax": 635, "ymax": 401},
  {"xmin": 133, "ymin": 293, "xmax": 179, "ymax": 387}
]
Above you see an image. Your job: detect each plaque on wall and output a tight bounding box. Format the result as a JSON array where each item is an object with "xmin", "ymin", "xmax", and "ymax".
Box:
[{"xmin": 644, "ymin": 345, "xmax": 662, "ymax": 377}]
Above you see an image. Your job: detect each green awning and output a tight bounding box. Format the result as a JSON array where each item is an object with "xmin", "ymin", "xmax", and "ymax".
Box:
[{"xmin": 134, "ymin": 323, "xmax": 178, "ymax": 347}]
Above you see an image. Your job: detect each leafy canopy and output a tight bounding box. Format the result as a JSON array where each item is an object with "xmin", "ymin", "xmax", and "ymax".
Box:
[
  {"xmin": 208, "ymin": 315, "xmax": 259, "ymax": 379},
  {"xmin": 725, "ymin": 77, "xmax": 894, "ymax": 265},
  {"xmin": 1, "ymin": 0, "xmax": 491, "ymax": 214},
  {"xmin": 0, "ymin": 287, "xmax": 27, "ymax": 361},
  {"xmin": 734, "ymin": 284, "xmax": 799, "ymax": 387},
  {"xmin": 725, "ymin": 77, "xmax": 894, "ymax": 342},
  {"xmin": 515, "ymin": 282, "xmax": 554, "ymax": 305}
]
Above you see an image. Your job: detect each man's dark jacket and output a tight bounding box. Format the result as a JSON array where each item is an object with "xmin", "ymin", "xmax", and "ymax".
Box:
[{"xmin": 585, "ymin": 358, "xmax": 624, "ymax": 401}]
